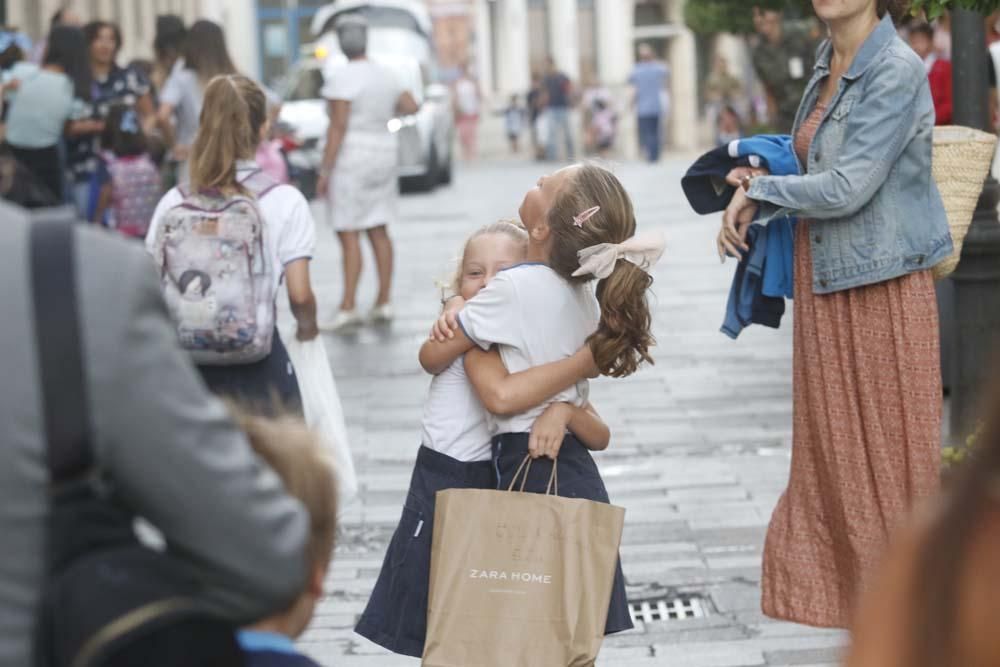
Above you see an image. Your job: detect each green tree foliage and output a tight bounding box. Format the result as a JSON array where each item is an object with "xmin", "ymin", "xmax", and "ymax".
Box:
[
  {"xmin": 684, "ymin": 0, "xmax": 811, "ymax": 35},
  {"xmin": 684, "ymin": 0, "xmax": 1000, "ymax": 35},
  {"xmin": 914, "ymin": 0, "xmax": 1000, "ymax": 19}
]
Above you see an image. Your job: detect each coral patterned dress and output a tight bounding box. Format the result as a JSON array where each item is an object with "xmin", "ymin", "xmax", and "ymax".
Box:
[{"xmin": 760, "ymin": 102, "xmax": 943, "ymax": 627}]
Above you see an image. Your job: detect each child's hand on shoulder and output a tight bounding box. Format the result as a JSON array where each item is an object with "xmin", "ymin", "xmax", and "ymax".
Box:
[{"xmin": 429, "ymin": 295, "xmax": 465, "ymax": 342}]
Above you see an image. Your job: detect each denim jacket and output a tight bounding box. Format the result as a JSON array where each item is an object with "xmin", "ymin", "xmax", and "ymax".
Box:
[{"xmin": 747, "ymin": 14, "xmax": 952, "ymax": 294}]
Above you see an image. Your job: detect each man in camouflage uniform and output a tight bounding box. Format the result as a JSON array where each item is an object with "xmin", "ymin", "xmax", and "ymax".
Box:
[{"xmin": 751, "ymin": 7, "xmax": 819, "ymax": 133}]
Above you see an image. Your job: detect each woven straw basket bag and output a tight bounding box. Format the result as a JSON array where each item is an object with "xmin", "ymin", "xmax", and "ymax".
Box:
[{"xmin": 931, "ymin": 126, "xmax": 998, "ymax": 280}]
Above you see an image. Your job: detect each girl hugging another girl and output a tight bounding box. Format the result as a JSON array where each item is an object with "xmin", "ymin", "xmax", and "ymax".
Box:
[{"xmin": 357, "ymin": 163, "xmax": 664, "ymax": 657}]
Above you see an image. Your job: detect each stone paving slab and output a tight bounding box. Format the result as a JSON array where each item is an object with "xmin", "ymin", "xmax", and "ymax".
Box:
[{"xmin": 284, "ymin": 159, "xmax": 848, "ymax": 665}]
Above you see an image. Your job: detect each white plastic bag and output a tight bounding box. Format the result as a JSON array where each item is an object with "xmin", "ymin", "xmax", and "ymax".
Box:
[{"xmin": 284, "ymin": 334, "xmax": 358, "ymax": 509}]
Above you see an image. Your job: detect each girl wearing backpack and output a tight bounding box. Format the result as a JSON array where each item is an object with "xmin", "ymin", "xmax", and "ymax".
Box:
[
  {"xmin": 146, "ymin": 74, "xmax": 319, "ymax": 413},
  {"xmin": 92, "ymin": 105, "xmax": 160, "ymax": 238}
]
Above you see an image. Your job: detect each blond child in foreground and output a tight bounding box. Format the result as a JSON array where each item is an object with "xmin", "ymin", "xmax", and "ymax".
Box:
[{"xmin": 235, "ymin": 413, "xmax": 337, "ymax": 667}]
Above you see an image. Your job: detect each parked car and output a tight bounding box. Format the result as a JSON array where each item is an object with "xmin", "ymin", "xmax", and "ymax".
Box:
[{"xmin": 278, "ymin": 0, "xmax": 454, "ymax": 196}]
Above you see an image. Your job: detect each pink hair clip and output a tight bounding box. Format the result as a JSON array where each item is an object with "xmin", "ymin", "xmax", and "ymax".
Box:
[{"xmin": 572, "ymin": 206, "xmax": 601, "ymax": 228}]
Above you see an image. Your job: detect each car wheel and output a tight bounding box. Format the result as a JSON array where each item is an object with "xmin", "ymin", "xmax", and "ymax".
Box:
[
  {"xmin": 415, "ymin": 145, "xmax": 439, "ymax": 192},
  {"xmin": 438, "ymin": 145, "xmax": 453, "ymax": 185}
]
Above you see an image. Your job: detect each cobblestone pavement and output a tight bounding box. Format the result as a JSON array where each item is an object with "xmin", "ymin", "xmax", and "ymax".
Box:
[{"xmin": 291, "ymin": 158, "xmax": 848, "ymax": 666}]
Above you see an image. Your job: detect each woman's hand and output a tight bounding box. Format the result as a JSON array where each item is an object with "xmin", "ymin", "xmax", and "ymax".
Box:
[
  {"xmin": 725, "ymin": 166, "xmax": 770, "ymax": 188},
  {"xmin": 717, "ymin": 187, "xmax": 758, "ymax": 262},
  {"xmin": 430, "ymin": 296, "xmax": 465, "ymax": 342},
  {"xmin": 529, "ymin": 402, "xmax": 572, "ymax": 460}
]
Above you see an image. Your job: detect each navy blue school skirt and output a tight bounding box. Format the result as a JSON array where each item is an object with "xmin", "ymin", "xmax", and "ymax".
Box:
[
  {"xmin": 492, "ymin": 433, "xmax": 634, "ymax": 635},
  {"xmin": 356, "ymin": 446, "xmax": 494, "ymax": 658},
  {"xmin": 197, "ymin": 329, "xmax": 301, "ymax": 416}
]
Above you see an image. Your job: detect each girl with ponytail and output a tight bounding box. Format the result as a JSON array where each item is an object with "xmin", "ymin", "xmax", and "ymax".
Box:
[
  {"xmin": 419, "ymin": 162, "xmax": 664, "ymax": 636},
  {"xmin": 146, "ymin": 75, "xmax": 320, "ymax": 411}
]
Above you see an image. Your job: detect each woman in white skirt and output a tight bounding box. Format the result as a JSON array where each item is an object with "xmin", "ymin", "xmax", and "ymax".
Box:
[{"xmin": 317, "ymin": 15, "xmax": 419, "ymax": 331}]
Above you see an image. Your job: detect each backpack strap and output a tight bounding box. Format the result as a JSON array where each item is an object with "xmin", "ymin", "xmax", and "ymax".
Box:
[
  {"xmin": 30, "ymin": 222, "xmax": 93, "ymax": 485},
  {"xmin": 239, "ymin": 169, "xmax": 281, "ymax": 200},
  {"xmin": 176, "ymin": 170, "xmax": 280, "ymax": 201}
]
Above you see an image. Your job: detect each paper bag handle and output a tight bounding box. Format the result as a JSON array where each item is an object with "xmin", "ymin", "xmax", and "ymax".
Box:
[{"xmin": 507, "ymin": 455, "xmax": 559, "ymax": 496}]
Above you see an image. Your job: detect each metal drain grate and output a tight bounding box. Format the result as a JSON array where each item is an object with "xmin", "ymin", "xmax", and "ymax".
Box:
[{"xmin": 628, "ymin": 594, "xmax": 709, "ymax": 624}]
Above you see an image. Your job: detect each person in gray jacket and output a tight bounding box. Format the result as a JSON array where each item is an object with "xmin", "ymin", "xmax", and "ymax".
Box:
[{"xmin": 0, "ymin": 202, "xmax": 310, "ymax": 667}]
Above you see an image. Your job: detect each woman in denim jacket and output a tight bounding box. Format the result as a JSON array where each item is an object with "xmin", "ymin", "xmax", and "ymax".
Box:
[{"xmin": 719, "ymin": 0, "xmax": 951, "ymax": 628}]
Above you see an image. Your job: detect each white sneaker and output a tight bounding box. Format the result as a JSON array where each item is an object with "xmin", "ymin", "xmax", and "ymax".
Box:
[
  {"xmin": 369, "ymin": 303, "xmax": 394, "ymax": 323},
  {"xmin": 321, "ymin": 309, "xmax": 362, "ymax": 332}
]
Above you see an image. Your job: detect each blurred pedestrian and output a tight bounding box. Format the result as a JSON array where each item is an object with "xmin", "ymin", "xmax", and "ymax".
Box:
[
  {"xmin": 147, "ymin": 75, "xmax": 319, "ymax": 411},
  {"xmin": 909, "ymin": 22, "xmax": 952, "ymax": 125},
  {"xmin": 152, "ymin": 15, "xmax": 187, "ymax": 95},
  {"xmin": 66, "ymin": 21, "xmax": 153, "ymax": 219},
  {"xmin": 716, "ymin": 105, "xmax": 743, "ymax": 146},
  {"xmin": 92, "ymin": 104, "xmax": 161, "ymax": 238},
  {"xmin": 503, "ymin": 94, "xmax": 525, "ymax": 154},
  {"xmin": 235, "ymin": 412, "xmax": 336, "ymax": 667},
  {"xmin": 705, "ymin": 54, "xmax": 744, "ymax": 143},
  {"xmin": 0, "ymin": 204, "xmax": 311, "ymax": 667},
  {"xmin": 587, "ymin": 98, "xmax": 617, "ymax": 158},
  {"xmin": 750, "ymin": 6, "xmax": 817, "ymax": 132},
  {"xmin": 933, "ymin": 11, "xmax": 951, "ymax": 60},
  {"xmin": 3, "ymin": 26, "xmax": 89, "ymax": 203},
  {"xmin": 629, "ymin": 43, "xmax": 669, "ymax": 163},
  {"xmin": 542, "ymin": 55, "xmax": 575, "ymax": 161},
  {"xmin": 0, "ymin": 28, "xmax": 29, "ymax": 75},
  {"xmin": 704, "ymin": 55, "xmax": 743, "ymax": 111},
  {"xmin": 526, "ymin": 72, "xmax": 545, "ymax": 159},
  {"xmin": 316, "ymin": 15, "xmax": 419, "ymax": 331},
  {"xmin": 29, "ymin": 4, "xmax": 81, "ymax": 64},
  {"xmin": 846, "ymin": 371, "xmax": 1000, "ymax": 667},
  {"xmin": 723, "ymin": 0, "xmax": 949, "ymax": 628},
  {"xmin": 453, "ymin": 64, "xmax": 480, "ymax": 160},
  {"xmin": 157, "ymin": 20, "xmax": 237, "ymax": 184}
]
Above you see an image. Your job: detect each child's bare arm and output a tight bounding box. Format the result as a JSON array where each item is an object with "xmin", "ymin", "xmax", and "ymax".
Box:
[{"xmin": 464, "ymin": 346, "xmax": 597, "ymax": 416}]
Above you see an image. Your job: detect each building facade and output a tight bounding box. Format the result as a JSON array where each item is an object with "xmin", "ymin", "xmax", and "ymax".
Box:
[
  {"xmin": 9, "ymin": 0, "xmax": 699, "ymax": 152},
  {"xmin": 8, "ymin": 0, "xmax": 260, "ymax": 80},
  {"xmin": 438, "ymin": 0, "xmax": 698, "ymax": 151}
]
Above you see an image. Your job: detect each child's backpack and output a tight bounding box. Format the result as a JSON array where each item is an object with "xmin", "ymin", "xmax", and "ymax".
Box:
[
  {"xmin": 151, "ymin": 170, "xmax": 280, "ymax": 365},
  {"xmin": 105, "ymin": 153, "xmax": 161, "ymax": 238}
]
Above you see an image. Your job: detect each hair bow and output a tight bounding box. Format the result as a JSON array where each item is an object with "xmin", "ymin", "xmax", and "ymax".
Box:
[
  {"xmin": 571, "ymin": 230, "xmax": 666, "ymax": 279},
  {"xmin": 120, "ymin": 109, "xmax": 139, "ymax": 135}
]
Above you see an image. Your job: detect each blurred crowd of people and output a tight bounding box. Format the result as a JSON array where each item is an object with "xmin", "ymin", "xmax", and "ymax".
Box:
[
  {"xmin": 0, "ymin": 9, "xmax": 288, "ymax": 229},
  {"xmin": 452, "ymin": 45, "xmax": 671, "ymax": 164}
]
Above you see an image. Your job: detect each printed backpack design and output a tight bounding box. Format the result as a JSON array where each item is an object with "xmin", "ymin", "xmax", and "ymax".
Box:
[
  {"xmin": 153, "ymin": 171, "xmax": 279, "ymax": 365},
  {"xmin": 105, "ymin": 152, "xmax": 161, "ymax": 239}
]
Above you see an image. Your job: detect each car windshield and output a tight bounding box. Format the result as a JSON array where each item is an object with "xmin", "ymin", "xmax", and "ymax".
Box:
[
  {"xmin": 284, "ymin": 65, "xmax": 324, "ymax": 102},
  {"xmin": 320, "ymin": 6, "xmax": 424, "ymax": 36}
]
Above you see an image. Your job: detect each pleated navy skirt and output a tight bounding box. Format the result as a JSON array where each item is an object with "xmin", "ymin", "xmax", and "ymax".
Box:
[
  {"xmin": 197, "ymin": 329, "xmax": 301, "ymax": 416},
  {"xmin": 355, "ymin": 446, "xmax": 494, "ymax": 657}
]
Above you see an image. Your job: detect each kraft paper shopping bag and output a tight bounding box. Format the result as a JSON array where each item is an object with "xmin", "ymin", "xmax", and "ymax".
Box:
[{"xmin": 422, "ymin": 458, "xmax": 625, "ymax": 667}]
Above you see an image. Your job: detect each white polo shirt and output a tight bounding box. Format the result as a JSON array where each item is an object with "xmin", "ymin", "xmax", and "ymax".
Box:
[
  {"xmin": 458, "ymin": 263, "xmax": 596, "ymax": 435},
  {"xmin": 420, "ymin": 355, "xmax": 492, "ymax": 462}
]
